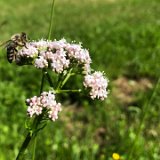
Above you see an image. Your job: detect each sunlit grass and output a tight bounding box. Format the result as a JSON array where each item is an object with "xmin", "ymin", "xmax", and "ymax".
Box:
[{"xmin": 0, "ymin": 0, "xmax": 160, "ymax": 159}]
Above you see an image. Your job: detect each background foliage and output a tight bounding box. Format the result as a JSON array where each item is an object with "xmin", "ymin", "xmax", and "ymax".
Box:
[{"xmin": 0, "ymin": 0, "xmax": 160, "ymax": 159}]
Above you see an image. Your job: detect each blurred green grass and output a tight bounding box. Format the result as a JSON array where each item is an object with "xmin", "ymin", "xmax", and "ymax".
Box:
[{"xmin": 0, "ymin": 0, "xmax": 160, "ymax": 159}]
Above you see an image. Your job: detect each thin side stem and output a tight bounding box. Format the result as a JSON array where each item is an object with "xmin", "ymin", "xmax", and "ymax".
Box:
[
  {"xmin": 61, "ymin": 68, "xmax": 73, "ymax": 88},
  {"xmin": 56, "ymin": 68, "xmax": 73, "ymax": 90},
  {"xmin": 55, "ymin": 89, "xmax": 82, "ymax": 94},
  {"xmin": 45, "ymin": 70, "xmax": 54, "ymax": 88},
  {"xmin": 40, "ymin": 70, "xmax": 46, "ymax": 94},
  {"xmin": 47, "ymin": 0, "xmax": 56, "ymax": 40},
  {"xmin": 128, "ymin": 77, "xmax": 160, "ymax": 160}
]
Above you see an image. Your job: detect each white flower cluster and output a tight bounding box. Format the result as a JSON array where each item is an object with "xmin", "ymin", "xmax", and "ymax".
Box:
[
  {"xmin": 18, "ymin": 39, "xmax": 109, "ymax": 121},
  {"xmin": 83, "ymin": 71, "xmax": 109, "ymax": 100},
  {"xmin": 16, "ymin": 39, "xmax": 91, "ymax": 73},
  {"xmin": 26, "ymin": 91, "xmax": 62, "ymax": 121}
]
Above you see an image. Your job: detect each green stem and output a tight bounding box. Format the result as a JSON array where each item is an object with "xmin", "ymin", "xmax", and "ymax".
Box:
[
  {"xmin": 45, "ymin": 70, "xmax": 80, "ymax": 94},
  {"xmin": 47, "ymin": 0, "xmax": 56, "ymax": 40},
  {"xmin": 45, "ymin": 70, "xmax": 54, "ymax": 88},
  {"xmin": 32, "ymin": 137, "xmax": 37, "ymax": 160},
  {"xmin": 127, "ymin": 77, "xmax": 160, "ymax": 160},
  {"xmin": 61, "ymin": 68, "xmax": 73, "ymax": 88},
  {"xmin": 55, "ymin": 89, "xmax": 81, "ymax": 94},
  {"xmin": 17, "ymin": 0, "xmax": 56, "ymax": 159},
  {"xmin": 40, "ymin": 69, "xmax": 45, "ymax": 93},
  {"xmin": 32, "ymin": 70, "xmax": 45, "ymax": 159},
  {"xmin": 16, "ymin": 132, "xmax": 32, "ymax": 160},
  {"xmin": 16, "ymin": 71, "xmax": 46, "ymax": 160},
  {"xmin": 56, "ymin": 68, "xmax": 73, "ymax": 89},
  {"xmin": 16, "ymin": 116, "xmax": 41, "ymax": 160}
]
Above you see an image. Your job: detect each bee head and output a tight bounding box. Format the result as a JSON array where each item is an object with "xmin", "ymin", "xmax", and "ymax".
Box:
[{"xmin": 21, "ymin": 32, "xmax": 27, "ymax": 39}]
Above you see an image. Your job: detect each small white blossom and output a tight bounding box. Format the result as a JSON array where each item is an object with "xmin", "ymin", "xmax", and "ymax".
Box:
[
  {"xmin": 26, "ymin": 96, "xmax": 42, "ymax": 117},
  {"xmin": 39, "ymin": 51, "xmax": 53, "ymax": 60},
  {"xmin": 65, "ymin": 43, "xmax": 91, "ymax": 65},
  {"xmin": 34, "ymin": 56, "xmax": 48, "ymax": 69},
  {"xmin": 48, "ymin": 102, "xmax": 62, "ymax": 121},
  {"xmin": 26, "ymin": 91, "xmax": 62, "ymax": 121},
  {"xmin": 77, "ymin": 49, "xmax": 91, "ymax": 64},
  {"xmin": 27, "ymin": 105, "xmax": 42, "ymax": 117},
  {"xmin": 50, "ymin": 49, "xmax": 70, "ymax": 73},
  {"xmin": 40, "ymin": 91, "xmax": 56, "ymax": 108},
  {"xmin": 17, "ymin": 44, "xmax": 38, "ymax": 58},
  {"xmin": 31, "ymin": 39, "xmax": 50, "ymax": 50},
  {"xmin": 48, "ymin": 39, "xmax": 67, "ymax": 50},
  {"xmin": 65, "ymin": 43, "xmax": 82, "ymax": 58},
  {"xmin": 83, "ymin": 71, "xmax": 108, "ymax": 100}
]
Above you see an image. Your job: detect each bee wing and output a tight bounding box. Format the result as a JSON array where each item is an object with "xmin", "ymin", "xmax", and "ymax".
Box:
[
  {"xmin": 0, "ymin": 40, "xmax": 11, "ymax": 47},
  {"xmin": 0, "ymin": 40, "xmax": 10, "ymax": 47}
]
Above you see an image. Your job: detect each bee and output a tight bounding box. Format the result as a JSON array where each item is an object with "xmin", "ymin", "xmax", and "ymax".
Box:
[{"xmin": 0, "ymin": 32, "xmax": 28, "ymax": 63}]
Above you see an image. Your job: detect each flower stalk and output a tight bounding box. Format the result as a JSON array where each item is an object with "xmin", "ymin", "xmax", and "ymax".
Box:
[
  {"xmin": 16, "ymin": 71, "xmax": 46, "ymax": 160},
  {"xmin": 16, "ymin": 67, "xmax": 79, "ymax": 159},
  {"xmin": 16, "ymin": 115, "xmax": 44, "ymax": 159}
]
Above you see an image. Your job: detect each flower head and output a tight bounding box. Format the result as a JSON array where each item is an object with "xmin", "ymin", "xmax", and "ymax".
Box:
[
  {"xmin": 83, "ymin": 71, "xmax": 109, "ymax": 100},
  {"xmin": 48, "ymin": 102, "xmax": 62, "ymax": 121},
  {"xmin": 65, "ymin": 43, "xmax": 91, "ymax": 65},
  {"xmin": 14, "ymin": 38, "xmax": 109, "ymax": 102},
  {"xmin": 34, "ymin": 56, "xmax": 48, "ymax": 69},
  {"xmin": 31, "ymin": 39, "xmax": 50, "ymax": 50},
  {"xmin": 17, "ymin": 44, "xmax": 38, "ymax": 58},
  {"xmin": 26, "ymin": 91, "xmax": 62, "ymax": 121},
  {"xmin": 50, "ymin": 49, "xmax": 70, "ymax": 73},
  {"xmin": 15, "ymin": 39, "xmax": 92, "ymax": 74},
  {"xmin": 26, "ymin": 96, "xmax": 42, "ymax": 117}
]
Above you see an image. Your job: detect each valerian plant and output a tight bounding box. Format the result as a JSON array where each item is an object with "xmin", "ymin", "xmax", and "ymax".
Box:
[
  {"xmin": 1, "ymin": 0, "xmax": 109, "ymax": 159},
  {"xmin": 3, "ymin": 36, "xmax": 109, "ymax": 159}
]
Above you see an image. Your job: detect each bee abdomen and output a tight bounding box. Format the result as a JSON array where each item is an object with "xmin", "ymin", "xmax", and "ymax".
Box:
[{"xmin": 7, "ymin": 47, "xmax": 16, "ymax": 63}]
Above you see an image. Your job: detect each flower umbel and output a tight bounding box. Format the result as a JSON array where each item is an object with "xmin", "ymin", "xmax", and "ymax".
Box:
[
  {"xmin": 12, "ymin": 39, "xmax": 109, "ymax": 102},
  {"xmin": 15, "ymin": 39, "xmax": 91, "ymax": 74},
  {"xmin": 83, "ymin": 71, "xmax": 109, "ymax": 100},
  {"xmin": 9, "ymin": 38, "xmax": 109, "ymax": 120},
  {"xmin": 26, "ymin": 91, "xmax": 62, "ymax": 121},
  {"xmin": 34, "ymin": 56, "xmax": 48, "ymax": 69}
]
